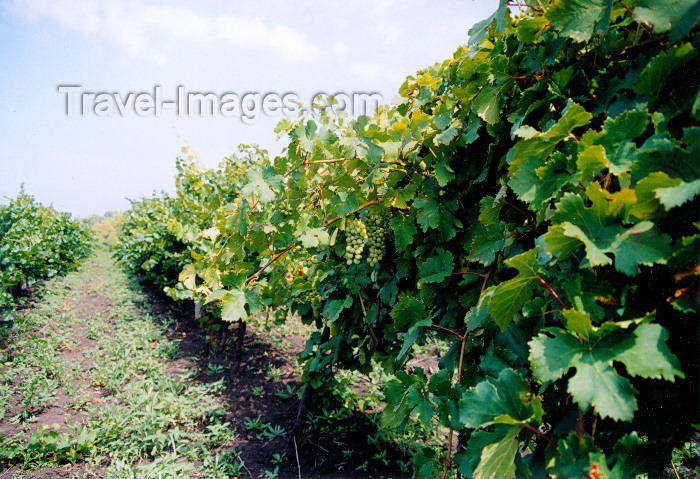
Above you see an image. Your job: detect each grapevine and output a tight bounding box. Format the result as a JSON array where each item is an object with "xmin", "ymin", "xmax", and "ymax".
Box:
[
  {"xmin": 0, "ymin": 188, "xmax": 94, "ymax": 318},
  {"xmin": 115, "ymin": 3, "xmax": 700, "ymax": 477}
]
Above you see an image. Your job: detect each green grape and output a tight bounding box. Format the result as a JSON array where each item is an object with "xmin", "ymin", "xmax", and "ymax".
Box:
[
  {"xmin": 344, "ymin": 218, "xmax": 367, "ymax": 265},
  {"xmin": 278, "ymin": 199, "xmax": 294, "ymax": 216},
  {"xmin": 363, "ymin": 208, "xmax": 389, "ymax": 267}
]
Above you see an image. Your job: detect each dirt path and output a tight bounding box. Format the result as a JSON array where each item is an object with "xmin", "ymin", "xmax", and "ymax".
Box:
[{"xmin": 0, "ymin": 250, "xmax": 410, "ymax": 479}]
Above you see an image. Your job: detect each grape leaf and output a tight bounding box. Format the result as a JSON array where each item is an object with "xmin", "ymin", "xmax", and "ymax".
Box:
[
  {"xmin": 297, "ymin": 227, "xmax": 330, "ymax": 248},
  {"xmin": 597, "ymin": 110, "xmax": 649, "ymax": 175},
  {"xmin": 241, "ymin": 166, "xmax": 282, "ymax": 203},
  {"xmin": 609, "ymin": 220, "xmax": 671, "ymax": 276},
  {"xmin": 469, "ymin": 233, "xmax": 505, "ymax": 266},
  {"xmin": 459, "ymin": 425, "xmax": 523, "ymax": 479},
  {"xmin": 434, "ymin": 158, "xmax": 455, "ymax": 186},
  {"xmin": 383, "ymin": 370, "xmax": 434, "ymax": 429},
  {"xmin": 487, "ymin": 248, "xmax": 540, "ymax": 331},
  {"xmin": 630, "ymin": 171, "xmax": 679, "ymax": 219},
  {"xmin": 517, "ymin": 15, "xmax": 549, "ymax": 43},
  {"xmin": 389, "ymin": 215, "xmax": 417, "ymax": 251},
  {"xmin": 221, "ymin": 288, "xmax": 247, "ymax": 323},
  {"xmin": 634, "ymin": 43, "xmax": 698, "ymax": 109},
  {"xmin": 434, "ymin": 122, "xmax": 460, "ymax": 146},
  {"xmin": 576, "ymin": 144, "xmax": 607, "ymax": 178},
  {"xmin": 548, "ymin": 184, "xmax": 646, "ymax": 271},
  {"xmin": 473, "ymin": 82, "xmax": 513, "ymax": 125},
  {"xmin": 467, "ymin": 0, "xmax": 509, "ymax": 47},
  {"xmin": 201, "ymin": 226, "xmax": 220, "ymax": 242},
  {"xmin": 543, "ymin": 225, "xmax": 582, "ymax": 260},
  {"xmin": 418, "ymin": 248, "xmax": 454, "ymax": 287},
  {"xmin": 529, "ymin": 323, "xmax": 683, "ymax": 420},
  {"xmin": 546, "ymin": 0, "xmax": 613, "ymax": 42},
  {"xmin": 655, "ymin": 178, "xmax": 700, "ymax": 210},
  {"xmin": 473, "ymin": 426, "xmax": 521, "ymax": 479},
  {"xmin": 510, "ymin": 101, "xmax": 591, "ymax": 170},
  {"xmin": 615, "ymin": 323, "xmax": 685, "ymax": 381},
  {"xmin": 390, "ymin": 294, "xmax": 428, "ymax": 329},
  {"xmin": 323, "ymin": 295, "xmax": 353, "ymax": 321},
  {"xmin": 459, "ymin": 368, "xmax": 539, "ymax": 428},
  {"xmin": 510, "ymin": 152, "xmax": 576, "ymax": 209},
  {"xmin": 634, "ymin": 0, "xmax": 700, "ymax": 40}
]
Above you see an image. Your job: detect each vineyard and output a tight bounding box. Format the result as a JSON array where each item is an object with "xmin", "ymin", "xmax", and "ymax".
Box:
[
  {"xmin": 2, "ymin": 1, "xmax": 700, "ymax": 478},
  {"xmin": 0, "ymin": 189, "xmax": 93, "ymax": 319}
]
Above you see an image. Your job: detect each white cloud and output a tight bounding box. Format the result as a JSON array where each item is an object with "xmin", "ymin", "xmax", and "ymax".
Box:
[{"xmin": 6, "ymin": 0, "xmax": 320, "ymax": 62}]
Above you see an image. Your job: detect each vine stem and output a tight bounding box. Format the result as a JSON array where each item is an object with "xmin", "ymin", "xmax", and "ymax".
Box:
[
  {"xmin": 429, "ymin": 324, "xmax": 463, "ymax": 340},
  {"xmin": 671, "ymin": 460, "xmax": 681, "ymax": 479},
  {"xmin": 442, "ymin": 263, "xmax": 495, "ymax": 479},
  {"xmin": 577, "ymin": 409, "xmax": 586, "ymax": 443},
  {"xmin": 246, "ymin": 243, "xmax": 295, "ymax": 285},
  {"xmin": 536, "ymin": 275, "xmax": 567, "ymax": 308},
  {"xmin": 524, "ymin": 423, "xmax": 555, "ymax": 447}
]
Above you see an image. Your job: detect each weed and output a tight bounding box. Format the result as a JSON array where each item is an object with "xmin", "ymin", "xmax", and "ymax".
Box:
[
  {"xmin": 263, "ymin": 466, "xmax": 280, "ymax": 478},
  {"xmin": 274, "ymin": 383, "xmax": 299, "ymax": 400},
  {"xmin": 251, "ymin": 386, "xmax": 264, "ymax": 398},
  {"xmin": 206, "ymin": 362, "xmax": 226, "ymax": 374},
  {"xmin": 265, "ymin": 365, "xmax": 283, "ymax": 382}
]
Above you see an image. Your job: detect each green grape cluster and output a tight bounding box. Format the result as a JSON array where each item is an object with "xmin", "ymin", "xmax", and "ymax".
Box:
[
  {"xmin": 279, "ymin": 200, "xmax": 294, "ymax": 216},
  {"xmin": 364, "ymin": 208, "xmax": 389, "ymax": 267},
  {"xmin": 345, "ymin": 218, "xmax": 367, "ymax": 265}
]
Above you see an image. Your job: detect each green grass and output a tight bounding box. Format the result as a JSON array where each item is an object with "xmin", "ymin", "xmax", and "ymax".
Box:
[{"xmin": 0, "ymin": 248, "xmax": 243, "ymax": 477}]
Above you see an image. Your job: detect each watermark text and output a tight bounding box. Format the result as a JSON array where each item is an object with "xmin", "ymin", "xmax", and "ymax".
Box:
[{"xmin": 57, "ymin": 85, "xmax": 382, "ymax": 123}]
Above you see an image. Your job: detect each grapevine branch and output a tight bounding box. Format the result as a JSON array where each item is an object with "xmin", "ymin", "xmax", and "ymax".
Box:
[
  {"xmin": 245, "ymin": 199, "xmax": 379, "ymax": 285},
  {"xmin": 429, "ymin": 324, "xmax": 463, "ymax": 340},
  {"xmin": 536, "ymin": 276, "xmax": 567, "ymax": 309},
  {"xmin": 246, "ymin": 244, "xmax": 295, "ymax": 286},
  {"xmin": 524, "ymin": 423, "xmax": 555, "ymax": 446}
]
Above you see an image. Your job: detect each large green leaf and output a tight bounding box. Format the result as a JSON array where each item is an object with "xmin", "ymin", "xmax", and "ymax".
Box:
[
  {"xmin": 221, "ymin": 288, "xmax": 248, "ymax": 323},
  {"xmin": 609, "ymin": 221, "xmax": 671, "ymax": 276},
  {"xmin": 390, "ymin": 294, "xmax": 428, "ymax": 329},
  {"xmin": 389, "ymin": 215, "xmax": 417, "ymax": 251},
  {"xmin": 473, "ymin": 426, "xmax": 521, "ymax": 479},
  {"xmin": 460, "ymin": 425, "xmax": 523, "ymax": 479},
  {"xmin": 546, "ymin": 0, "xmax": 613, "ymax": 42},
  {"xmin": 459, "ymin": 368, "xmax": 540, "ymax": 428},
  {"xmin": 547, "ymin": 183, "xmax": 670, "ymax": 274},
  {"xmin": 241, "ymin": 166, "xmax": 283, "ymax": 203},
  {"xmin": 487, "ymin": 248, "xmax": 540, "ymax": 331},
  {"xmin": 634, "ymin": 0, "xmax": 700, "ymax": 40},
  {"xmin": 634, "ymin": 43, "xmax": 698, "ymax": 109},
  {"xmin": 529, "ymin": 323, "xmax": 683, "ymax": 420},
  {"xmin": 417, "ymin": 248, "xmax": 454, "ymax": 287}
]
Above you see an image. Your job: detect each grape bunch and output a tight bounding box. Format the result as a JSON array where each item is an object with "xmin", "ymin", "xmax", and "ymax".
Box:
[
  {"xmin": 345, "ymin": 218, "xmax": 368, "ymax": 265},
  {"xmin": 364, "ymin": 208, "xmax": 389, "ymax": 267},
  {"xmin": 278, "ymin": 200, "xmax": 294, "ymax": 216}
]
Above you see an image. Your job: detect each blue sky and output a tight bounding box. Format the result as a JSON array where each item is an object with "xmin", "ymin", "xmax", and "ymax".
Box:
[{"xmin": 0, "ymin": 0, "xmax": 502, "ymax": 217}]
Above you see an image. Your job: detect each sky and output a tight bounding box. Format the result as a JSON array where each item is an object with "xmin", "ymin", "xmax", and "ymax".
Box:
[{"xmin": 0, "ymin": 0, "xmax": 502, "ymax": 218}]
